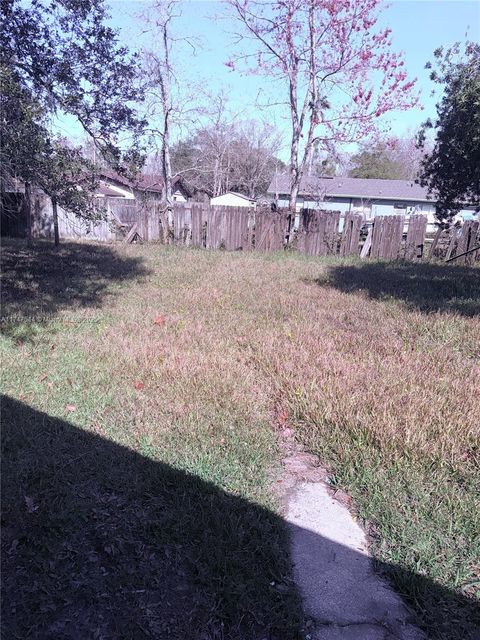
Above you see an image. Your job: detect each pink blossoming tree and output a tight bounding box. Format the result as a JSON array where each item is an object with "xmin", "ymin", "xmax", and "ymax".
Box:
[{"xmin": 227, "ymin": 0, "xmax": 419, "ymax": 211}]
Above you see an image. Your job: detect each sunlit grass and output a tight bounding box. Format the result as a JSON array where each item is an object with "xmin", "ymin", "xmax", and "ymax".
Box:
[{"xmin": 2, "ymin": 240, "xmax": 479, "ymax": 639}]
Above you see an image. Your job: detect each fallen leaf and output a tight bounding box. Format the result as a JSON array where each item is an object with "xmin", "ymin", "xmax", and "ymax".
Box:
[
  {"xmin": 39, "ymin": 373, "xmax": 48, "ymax": 382},
  {"xmin": 133, "ymin": 381, "xmax": 145, "ymax": 390},
  {"xmin": 65, "ymin": 404, "xmax": 76, "ymax": 412},
  {"xmin": 153, "ymin": 314, "xmax": 166, "ymax": 327},
  {"xmin": 66, "ymin": 378, "xmax": 73, "ymax": 386},
  {"xmin": 276, "ymin": 408, "xmax": 289, "ymax": 427}
]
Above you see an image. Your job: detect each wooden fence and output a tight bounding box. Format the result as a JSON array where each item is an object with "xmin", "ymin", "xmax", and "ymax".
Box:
[{"xmin": 31, "ymin": 196, "xmax": 480, "ymax": 263}]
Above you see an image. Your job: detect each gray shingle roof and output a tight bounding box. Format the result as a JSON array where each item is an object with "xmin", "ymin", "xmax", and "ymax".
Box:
[{"xmin": 267, "ymin": 174, "xmax": 432, "ymax": 202}]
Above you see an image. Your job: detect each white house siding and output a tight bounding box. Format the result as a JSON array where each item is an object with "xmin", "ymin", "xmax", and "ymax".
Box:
[
  {"xmin": 210, "ymin": 193, "xmax": 255, "ymax": 207},
  {"xmin": 277, "ymin": 195, "xmax": 438, "ymax": 232},
  {"xmin": 173, "ymin": 189, "xmax": 187, "ymax": 203},
  {"xmin": 312, "ymin": 197, "xmax": 352, "ymax": 214}
]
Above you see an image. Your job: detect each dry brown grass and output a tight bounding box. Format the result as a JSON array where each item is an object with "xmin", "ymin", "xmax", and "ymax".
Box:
[{"xmin": 2, "ymin": 241, "xmax": 479, "ymax": 639}]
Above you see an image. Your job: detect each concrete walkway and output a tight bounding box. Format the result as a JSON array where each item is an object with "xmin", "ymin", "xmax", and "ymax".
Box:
[
  {"xmin": 285, "ymin": 481, "xmax": 426, "ymax": 640},
  {"xmin": 276, "ymin": 426, "xmax": 425, "ymax": 640}
]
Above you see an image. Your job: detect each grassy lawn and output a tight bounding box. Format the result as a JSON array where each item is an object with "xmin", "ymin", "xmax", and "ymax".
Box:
[{"xmin": 1, "ymin": 239, "xmax": 479, "ymax": 639}]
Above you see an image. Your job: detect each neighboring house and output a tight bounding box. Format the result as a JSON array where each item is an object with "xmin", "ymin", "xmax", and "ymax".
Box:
[
  {"xmin": 210, "ymin": 192, "xmax": 256, "ymax": 208},
  {"xmin": 267, "ymin": 174, "xmax": 477, "ymax": 229},
  {"xmin": 97, "ymin": 171, "xmax": 191, "ymax": 203}
]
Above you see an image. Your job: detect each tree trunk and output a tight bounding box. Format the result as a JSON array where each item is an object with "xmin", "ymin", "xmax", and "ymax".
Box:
[
  {"xmin": 289, "ymin": 178, "xmax": 300, "ymax": 213},
  {"xmin": 162, "ymin": 123, "xmax": 173, "ymax": 207},
  {"xmin": 213, "ymin": 157, "xmax": 221, "ymax": 197},
  {"xmin": 52, "ymin": 197, "xmax": 60, "ymax": 246},
  {"xmin": 24, "ymin": 181, "xmax": 32, "ymax": 245},
  {"xmin": 288, "ymin": 89, "xmax": 303, "ymax": 214},
  {"xmin": 156, "ymin": 17, "xmax": 174, "ymax": 228},
  {"xmin": 286, "ymin": 177, "xmax": 301, "ymax": 245}
]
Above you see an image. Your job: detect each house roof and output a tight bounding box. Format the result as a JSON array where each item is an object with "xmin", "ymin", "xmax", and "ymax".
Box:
[
  {"xmin": 97, "ymin": 182, "xmax": 127, "ymax": 197},
  {"xmin": 100, "ymin": 170, "xmax": 192, "ymax": 197},
  {"xmin": 267, "ymin": 174, "xmax": 432, "ymax": 203}
]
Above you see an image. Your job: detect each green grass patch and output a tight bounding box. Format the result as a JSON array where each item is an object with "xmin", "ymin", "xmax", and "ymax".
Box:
[{"xmin": 1, "ymin": 239, "xmax": 479, "ymax": 639}]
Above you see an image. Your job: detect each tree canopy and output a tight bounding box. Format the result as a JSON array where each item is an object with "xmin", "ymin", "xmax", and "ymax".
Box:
[
  {"xmin": 350, "ymin": 145, "xmax": 404, "ymax": 180},
  {"xmin": 349, "ymin": 138, "xmax": 424, "ymax": 180},
  {"xmin": 1, "ymin": 0, "xmax": 145, "ymax": 239},
  {"xmin": 1, "ymin": 0, "xmax": 144, "ymax": 163},
  {"xmin": 227, "ymin": 0, "xmax": 418, "ymax": 210},
  {"xmin": 417, "ymin": 42, "xmax": 480, "ymax": 224},
  {"xmin": 170, "ymin": 120, "xmax": 284, "ymax": 199}
]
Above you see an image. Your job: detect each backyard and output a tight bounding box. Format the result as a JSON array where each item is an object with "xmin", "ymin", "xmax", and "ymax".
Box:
[{"xmin": 1, "ymin": 239, "xmax": 479, "ymax": 639}]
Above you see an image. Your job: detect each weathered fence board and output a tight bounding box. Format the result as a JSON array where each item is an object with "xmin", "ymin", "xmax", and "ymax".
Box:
[
  {"xmin": 445, "ymin": 227, "xmax": 461, "ymax": 261},
  {"xmin": 106, "ymin": 199, "xmax": 137, "ymax": 225},
  {"xmin": 190, "ymin": 203, "xmax": 205, "ymax": 247},
  {"xmin": 55, "ymin": 201, "xmax": 115, "ymax": 242},
  {"xmin": 428, "ymin": 227, "xmax": 444, "ymax": 259},
  {"xmin": 298, "ymin": 210, "xmax": 340, "ymax": 256},
  {"xmin": 223, "ymin": 207, "xmax": 249, "ymax": 250},
  {"xmin": 370, "ymin": 215, "xmax": 404, "ymax": 260},
  {"xmin": 173, "ymin": 204, "xmax": 189, "ymax": 245},
  {"xmin": 255, "ymin": 208, "xmax": 287, "ymax": 251},
  {"xmin": 339, "ymin": 212, "xmax": 363, "ymax": 257},
  {"xmin": 465, "ymin": 221, "xmax": 480, "ymax": 265},
  {"xmin": 452, "ymin": 220, "xmax": 480, "ymax": 265},
  {"xmin": 206, "ymin": 205, "xmax": 223, "ymax": 249},
  {"xmin": 405, "ymin": 214, "xmax": 427, "ymax": 261}
]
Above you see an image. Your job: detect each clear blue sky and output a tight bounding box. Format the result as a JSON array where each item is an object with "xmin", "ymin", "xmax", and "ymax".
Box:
[{"xmin": 57, "ymin": 0, "xmax": 480, "ymax": 157}]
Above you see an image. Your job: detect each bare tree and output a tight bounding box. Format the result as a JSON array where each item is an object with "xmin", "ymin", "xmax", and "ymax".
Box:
[
  {"xmin": 231, "ymin": 121, "xmax": 283, "ymax": 197},
  {"xmin": 388, "ymin": 136, "xmax": 429, "ymax": 181},
  {"xmin": 141, "ymin": 1, "xmax": 202, "ymax": 208},
  {"xmin": 170, "ymin": 111, "xmax": 283, "ymax": 198},
  {"xmin": 142, "ymin": 1, "xmax": 175, "ymax": 208}
]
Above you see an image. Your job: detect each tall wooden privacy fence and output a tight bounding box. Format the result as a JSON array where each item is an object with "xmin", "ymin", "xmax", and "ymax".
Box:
[{"xmin": 36, "ymin": 197, "xmax": 480, "ymax": 263}]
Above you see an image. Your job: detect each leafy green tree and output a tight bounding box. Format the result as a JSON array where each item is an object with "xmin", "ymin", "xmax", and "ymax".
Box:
[
  {"xmin": 1, "ymin": 0, "xmax": 144, "ymax": 163},
  {"xmin": 0, "ymin": 67, "xmax": 50, "ymax": 242},
  {"xmin": 0, "ymin": 68, "xmax": 44, "ymax": 182},
  {"xmin": 417, "ymin": 42, "xmax": 480, "ymax": 225},
  {"xmin": 1, "ymin": 0, "xmax": 145, "ymax": 239},
  {"xmin": 349, "ymin": 143, "xmax": 406, "ymax": 180},
  {"xmin": 1, "ymin": 69, "xmax": 100, "ymax": 244}
]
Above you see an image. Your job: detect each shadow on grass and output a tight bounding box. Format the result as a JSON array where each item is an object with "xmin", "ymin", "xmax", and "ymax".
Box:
[
  {"xmin": 1, "ymin": 239, "xmax": 150, "ymax": 342},
  {"xmin": 321, "ymin": 261, "xmax": 480, "ymax": 316},
  {"xmin": 2, "ymin": 396, "xmax": 479, "ymax": 639}
]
